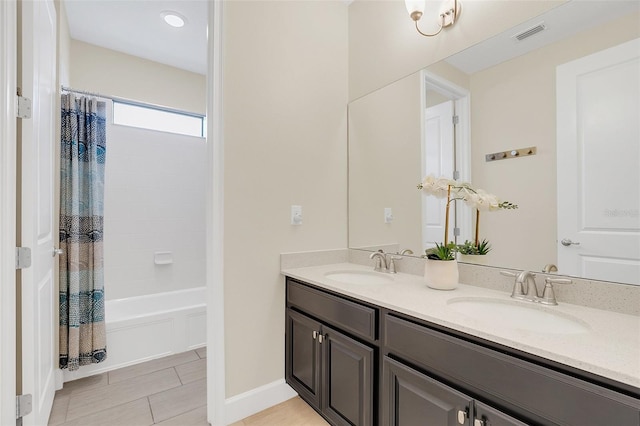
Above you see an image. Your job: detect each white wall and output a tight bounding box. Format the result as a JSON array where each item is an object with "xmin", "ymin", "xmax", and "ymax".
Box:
[
  {"xmin": 103, "ymin": 113, "xmax": 206, "ymax": 301},
  {"xmin": 223, "ymin": 1, "xmax": 349, "ymax": 398}
]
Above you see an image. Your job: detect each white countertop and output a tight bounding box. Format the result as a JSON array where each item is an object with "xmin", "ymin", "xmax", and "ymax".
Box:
[{"xmin": 282, "ymin": 262, "xmax": 640, "ymax": 389}]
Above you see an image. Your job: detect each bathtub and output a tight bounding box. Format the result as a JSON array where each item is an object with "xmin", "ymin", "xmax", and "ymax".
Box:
[{"xmin": 62, "ymin": 287, "xmax": 206, "ymax": 382}]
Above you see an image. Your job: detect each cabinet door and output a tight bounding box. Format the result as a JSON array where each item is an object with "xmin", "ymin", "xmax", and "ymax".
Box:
[
  {"xmin": 474, "ymin": 402, "xmax": 528, "ymax": 426},
  {"xmin": 321, "ymin": 326, "xmax": 375, "ymax": 426},
  {"xmin": 286, "ymin": 309, "xmax": 321, "ymax": 407},
  {"xmin": 383, "ymin": 356, "xmax": 473, "ymax": 426}
]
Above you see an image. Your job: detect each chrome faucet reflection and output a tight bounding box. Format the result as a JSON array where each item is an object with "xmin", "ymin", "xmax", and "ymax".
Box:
[{"xmin": 501, "ymin": 270, "xmax": 572, "ymax": 305}]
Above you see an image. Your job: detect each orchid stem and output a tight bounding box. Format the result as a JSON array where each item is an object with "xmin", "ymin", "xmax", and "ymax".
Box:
[
  {"xmin": 475, "ymin": 209, "xmax": 480, "ymax": 247},
  {"xmin": 444, "ymin": 185, "xmax": 451, "ymax": 246}
]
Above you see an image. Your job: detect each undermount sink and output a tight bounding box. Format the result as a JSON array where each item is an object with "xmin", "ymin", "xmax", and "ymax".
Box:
[
  {"xmin": 447, "ymin": 297, "xmax": 591, "ymax": 335},
  {"xmin": 324, "ymin": 270, "xmax": 393, "ymax": 285}
]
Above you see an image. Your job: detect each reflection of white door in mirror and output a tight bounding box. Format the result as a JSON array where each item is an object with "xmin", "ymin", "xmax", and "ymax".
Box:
[
  {"xmin": 557, "ymin": 38, "xmax": 640, "ymax": 285},
  {"xmin": 423, "ymin": 100, "xmax": 454, "ymax": 251},
  {"xmin": 421, "ymin": 71, "xmax": 472, "ymax": 252}
]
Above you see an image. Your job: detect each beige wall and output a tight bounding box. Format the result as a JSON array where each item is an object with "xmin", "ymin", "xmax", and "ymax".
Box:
[
  {"xmin": 470, "ymin": 12, "xmax": 640, "ymax": 271},
  {"xmin": 69, "ymin": 40, "xmax": 205, "ymax": 114},
  {"xmin": 348, "ymin": 0, "xmax": 565, "ymax": 101},
  {"xmin": 223, "ymin": 1, "xmax": 348, "ymax": 397},
  {"xmin": 56, "ymin": 0, "xmax": 69, "ymax": 86},
  {"xmin": 349, "ymin": 72, "xmax": 423, "ymax": 252}
]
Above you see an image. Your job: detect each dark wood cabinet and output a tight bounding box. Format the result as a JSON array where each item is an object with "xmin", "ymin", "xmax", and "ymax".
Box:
[
  {"xmin": 285, "ymin": 277, "xmax": 640, "ymax": 426},
  {"xmin": 286, "ymin": 309, "xmax": 322, "ymax": 407},
  {"xmin": 322, "ymin": 324, "xmax": 375, "ymax": 426},
  {"xmin": 384, "ymin": 313, "xmax": 640, "ymax": 426},
  {"xmin": 383, "ymin": 356, "xmax": 473, "ymax": 426},
  {"xmin": 383, "ymin": 356, "xmax": 526, "ymax": 426},
  {"xmin": 286, "ymin": 279, "xmax": 377, "ymax": 425}
]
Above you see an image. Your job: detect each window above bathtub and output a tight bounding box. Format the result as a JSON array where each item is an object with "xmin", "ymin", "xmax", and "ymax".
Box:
[{"xmin": 112, "ymin": 100, "xmax": 205, "ymax": 138}]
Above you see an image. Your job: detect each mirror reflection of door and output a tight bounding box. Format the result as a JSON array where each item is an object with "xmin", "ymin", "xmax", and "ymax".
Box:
[
  {"xmin": 422, "ymin": 100, "xmax": 454, "ymax": 251},
  {"xmin": 421, "ymin": 73, "xmax": 472, "ymax": 253},
  {"xmin": 557, "ymin": 38, "xmax": 640, "ymax": 285}
]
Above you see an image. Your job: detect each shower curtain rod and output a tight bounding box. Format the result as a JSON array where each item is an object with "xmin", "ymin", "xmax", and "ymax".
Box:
[{"xmin": 60, "ymin": 85, "xmax": 205, "ymax": 119}]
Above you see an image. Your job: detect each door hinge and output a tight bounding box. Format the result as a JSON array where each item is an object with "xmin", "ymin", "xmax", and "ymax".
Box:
[
  {"xmin": 452, "ymin": 115, "xmax": 459, "ymax": 125},
  {"xmin": 453, "ymin": 170, "xmax": 460, "ymax": 180},
  {"xmin": 15, "ymin": 247, "xmax": 32, "ymax": 270},
  {"xmin": 453, "ymin": 227, "xmax": 461, "ymax": 237},
  {"xmin": 16, "ymin": 394, "xmax": 32, "ymax": 419},
  {"xmin": 16, "ymin": 95, "xmax": 32, "ymax": 119}
]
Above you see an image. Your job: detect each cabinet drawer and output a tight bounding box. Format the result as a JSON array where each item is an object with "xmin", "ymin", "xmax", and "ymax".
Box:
[
  {"xmin": 385, "ymin": 314, "xmax": 640, "ymax": 426},
  {"xmin": 287, "ymin": 279, "xmax": 377, "ymax": 341}
]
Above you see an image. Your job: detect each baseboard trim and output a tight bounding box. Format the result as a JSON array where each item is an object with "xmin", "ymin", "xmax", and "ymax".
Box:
[{"xmin": 224, "ymin": 379, "xmax": 298, "ymax": 424}]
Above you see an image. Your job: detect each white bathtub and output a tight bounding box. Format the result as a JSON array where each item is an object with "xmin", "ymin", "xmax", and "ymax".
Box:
[{"xmin": 62, "ymin": 287, "xmax": 207, "ymax": 382}]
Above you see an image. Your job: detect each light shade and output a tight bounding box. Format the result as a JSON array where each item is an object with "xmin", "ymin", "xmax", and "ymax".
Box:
[
  {"xmin": 161, "ymin": 11, "xmax": 186, "ymax": 28},
  {"xmin": 405, "ymin": 0, "xmax": 425, "ymax": 15}
]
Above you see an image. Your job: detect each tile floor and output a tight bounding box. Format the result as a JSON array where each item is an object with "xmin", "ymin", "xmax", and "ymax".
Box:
[{"xmin": 48, "ymin": 348, "xmax": 328, "ymax": 426}]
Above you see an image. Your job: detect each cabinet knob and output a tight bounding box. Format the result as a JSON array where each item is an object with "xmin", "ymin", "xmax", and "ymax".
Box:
[
  {"xmin": 457, "ymin": 409, "xmax": 468, "ymax": 424},
  {"xmin": 312, "ymin": 331, "xmax": 318, "ymax": 340},
  {"xmin": 318, "ymin": 334, "xmax": 324, "ymax": 344},
  {"xmin": 474, "ymin": 420, "xmax": 485, "ymax": 426}
]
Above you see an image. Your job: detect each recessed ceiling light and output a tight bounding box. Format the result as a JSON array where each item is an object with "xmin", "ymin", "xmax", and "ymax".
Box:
[{"xmin": 161, "ymin": 11, "xmax": 186, "ymax": 28}]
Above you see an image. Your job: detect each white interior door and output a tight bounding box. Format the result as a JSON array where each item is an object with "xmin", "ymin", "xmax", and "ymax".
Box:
[
  {"xmin": 557, "ymin": 38, "xmax": 640, "ymax": 285},
  {"xmin": 20, "ymin": 0, "xmax": 57, "ymax": 424},
  {"xmin": 422, "ymin": 100, "xmax": 455, "ymax": 251},
  {"xmin": 0, "ymin": 2, "xmax": 17, "ymax": 425}
]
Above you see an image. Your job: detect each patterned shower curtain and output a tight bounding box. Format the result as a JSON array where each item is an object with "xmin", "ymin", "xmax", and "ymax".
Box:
[{"xmin": 59, "ymin": 93, "xmax": 107, "ymax": 371}]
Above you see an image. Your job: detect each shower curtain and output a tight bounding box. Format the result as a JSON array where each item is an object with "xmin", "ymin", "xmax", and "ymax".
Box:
[{"xmin": 59, "ymin": 93, "xmax": 107, "ymax": 371}]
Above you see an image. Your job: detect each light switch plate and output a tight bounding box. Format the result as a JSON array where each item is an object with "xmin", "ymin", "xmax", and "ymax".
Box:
[
  {"xmin": 291, "ymin": 205, "xmax": 302, "ymax": 225},
  {"xmin": 384, "ymin": 208, "xmax": 393, "ymax": 223}
]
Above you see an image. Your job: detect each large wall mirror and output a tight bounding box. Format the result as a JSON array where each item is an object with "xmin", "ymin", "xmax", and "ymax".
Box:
[{"xmin": 348, "ymin": 1, "xmax": 640, "ymax": 285}]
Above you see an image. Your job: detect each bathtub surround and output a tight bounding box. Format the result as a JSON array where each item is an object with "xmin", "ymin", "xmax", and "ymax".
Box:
[
  {"xmin": 59, "ymin": 93, "xmax": 107, "ymax": 371},
  {"xmin": 283, "ymin": 249, "xmax": 640, "ymax": 317},
  {"xmin": 102, "ymin": 107, "xmax": 206, "ymax": 301}
]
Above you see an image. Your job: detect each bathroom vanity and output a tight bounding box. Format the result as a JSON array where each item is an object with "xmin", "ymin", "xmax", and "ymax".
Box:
[{"xmin": 283, "ymin": 264, "xmax": 640, "ymax": 426}]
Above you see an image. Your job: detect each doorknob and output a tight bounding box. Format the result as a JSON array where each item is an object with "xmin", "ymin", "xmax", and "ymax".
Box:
[
  {"xmin": 560, "ymin": 238, "xmax": 580, "ymax": 246},
  {"xmin": 52, "ymin": 248, "xmax": 63, "ymax": 257}
]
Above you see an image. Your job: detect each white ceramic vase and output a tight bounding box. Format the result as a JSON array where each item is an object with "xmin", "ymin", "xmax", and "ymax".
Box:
[{"xmin": 424, "ymin": 259, "xmax": 459, "ymax": 290}]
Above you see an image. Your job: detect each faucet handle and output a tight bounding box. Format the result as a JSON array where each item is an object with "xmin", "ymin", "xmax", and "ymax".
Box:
[
  {"xmin": 499, "ymin": 270, "xmax": 518, "ymax": 278},
  {"xmin": 540, "ymin": 277, "xmax": 572, "ymax": 305},
  {"xmin": 387, "ymin": 255, "xmax": 402, "ymax": 274}
]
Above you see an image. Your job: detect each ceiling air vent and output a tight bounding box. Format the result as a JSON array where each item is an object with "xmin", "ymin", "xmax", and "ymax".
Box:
[{"xmin": 513, "ymin": 22, "xmax": 547, "ymax": 42}]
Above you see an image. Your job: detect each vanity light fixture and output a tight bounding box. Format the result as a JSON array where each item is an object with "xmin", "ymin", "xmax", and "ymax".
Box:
[
  {"xmin": 161, "ymin": 11, "xmax": 186, "ymax": 28},
  {"xmin": 405, "ymin": 0, "xmax": 461, "ymax": 37}
]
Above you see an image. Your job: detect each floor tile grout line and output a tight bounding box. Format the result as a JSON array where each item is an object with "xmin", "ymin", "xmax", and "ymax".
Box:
[
  {"xmin": 66, "ymin": 366, "xmax": 182, "ymax": 400},
  {"xmin": 174, "ymin": 366, "xmax": 185, "ymax": 386},
  {"xmin": 60, "ymin": 396, "xmax": 152, "ymax": 426},
  {"xmin": 148, "ymin": 396, "xmax": 157, "ymax": 425},
  {"xmin": 107, "ymin": 352, "xmax": 202, "ymax": 384},
  {"xmin": 64, "ymin": 378, "xmax": 184, "ymax": 422}
]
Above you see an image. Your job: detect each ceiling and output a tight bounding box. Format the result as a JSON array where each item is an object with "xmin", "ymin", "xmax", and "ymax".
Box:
[
  {"xmin": 63, "ymin": 0, "xmax": 639, "ymax": 78},
  {"xmin": 445, "ymin": 0, "xmax": 640, "ymax": 74},
  {"xmin": 63, "ymin": 0, "xmax": 207, "ymax": 75}
]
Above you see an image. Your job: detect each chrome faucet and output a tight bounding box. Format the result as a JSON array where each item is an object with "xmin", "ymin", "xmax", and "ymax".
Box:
[
  {"xmin": 369, "ymin": 251, "xmax": 388, "ymax": 272},
  {"xmin": 501, "ymin": 270, "xmax": 572, "ymax": 305},
  {"xmin": 517, "ymin": 270, "xmax": 539, "ymax": 301}
]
